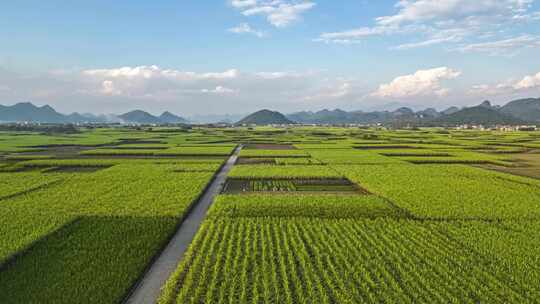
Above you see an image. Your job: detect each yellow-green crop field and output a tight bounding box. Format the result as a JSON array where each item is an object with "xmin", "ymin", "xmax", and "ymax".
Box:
[{"xmin": 1, "ymin": 126, "xmax": 540, "ymax": 303}]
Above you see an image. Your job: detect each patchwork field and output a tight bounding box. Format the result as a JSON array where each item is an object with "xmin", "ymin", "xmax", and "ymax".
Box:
[{"xmin": 1, "ymin": 126, "xmax": 539, "ymax": 303}]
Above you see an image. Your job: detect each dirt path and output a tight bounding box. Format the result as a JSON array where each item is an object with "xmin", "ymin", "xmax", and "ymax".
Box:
[{"xmin": 123, "ymin": 145, "xmax": 242, "ymax": 304}]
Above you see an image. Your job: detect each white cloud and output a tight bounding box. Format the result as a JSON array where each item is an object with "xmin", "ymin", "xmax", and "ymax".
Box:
[
  {"xmin": 228, "ymin": 23, "xmax": 265, "ymax": 37},
  {"xmin": 371, "ymin": 67, "xmax": 461, "ymax": 99},
  {"xmin": 469, "ymin": 71, "xmax": 540, "ymax": 96},
  {"xmin": 303, "ymin": 82, "xmax": 353, "ymax": 101},
  {"xmin": 83, "ymin": 65, "xmax": 239, "ymax": 81},
  {"xmin": 231, "ymin": 0, "xmax": 258, "ymax": 8},
  {"xmin": 101, "ymin": 80, "xmax": 121, "ymax": 96},
  {"xmin": 514, "ymin": 72, "xmax": 540, "ymax": 90},
  {"xmin": 255, "ymin": 70, "xmax": 317, "ymax": 79},
  {"xmin": 376, "ymin": 0, "xmax": 532, "ymax": 26},
  {"xmin": 315, "ymin": 26, "xmax": 391, "ymax": 44},
  {"xmin": 0, "ymin": 84, "xmax": 10, "ymax": 92},
  {"xmin": 231, "ymin": 1, "xmax": 315, "ymax": 28},
  {"xmin": 393, "ymin": 35, "xmax": 462, "ymax": 50},
  {"xmin": 201, "ymin": 86, "xmax": 238, "ymax": 94},
  {"xmin": 315, "ymin": 0, "xmax": 538, "ymax": 51},
  {"xmin": 456, "ymin": 35, "xmax": 540, "ymax": 56}
]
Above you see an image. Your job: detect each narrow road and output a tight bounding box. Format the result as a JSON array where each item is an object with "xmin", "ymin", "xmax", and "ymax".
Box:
[{"xmin": 124, "ymin": 145, "xmax": 242, "ymax": 304}]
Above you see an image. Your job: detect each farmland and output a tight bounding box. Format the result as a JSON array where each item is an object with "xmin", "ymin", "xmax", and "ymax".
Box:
[{"xmin": 1, "ymin": 126, "xmax": 540, "ymax": 303}]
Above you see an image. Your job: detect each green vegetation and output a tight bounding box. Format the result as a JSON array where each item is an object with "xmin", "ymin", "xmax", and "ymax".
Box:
[
  {"xmin": 210, "ymin": 194, "xmax": 400, "ymax": 218},
  {"xmin": 335, "ymin": 164, "xmax": 540, "ymax": 219},
  {"xmin": 1, "ymin": 126, "xmax": 540, "ymax": 303},
  {"xmin": 229, "ymin": 165, "xmax": 342, "ymax": 179},
  {"xmin": 239, "ymin": 149, "xmax": 309, "ymax": 158}
]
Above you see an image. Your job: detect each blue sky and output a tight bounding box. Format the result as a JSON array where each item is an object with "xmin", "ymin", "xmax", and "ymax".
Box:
[{"xmin": 1, "ymin": 0, "xmax": 540, "ymax": 115}]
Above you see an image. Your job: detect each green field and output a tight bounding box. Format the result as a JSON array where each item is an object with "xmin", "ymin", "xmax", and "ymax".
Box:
[{"xmin": 1, "ymin": 126, "xmax": 540, "ymax": 303}]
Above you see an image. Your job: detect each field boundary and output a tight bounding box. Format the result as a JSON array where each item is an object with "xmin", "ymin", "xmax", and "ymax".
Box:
[{"xmin": 0, "ymin": 179, "xmax": 64, "ymax": 202}]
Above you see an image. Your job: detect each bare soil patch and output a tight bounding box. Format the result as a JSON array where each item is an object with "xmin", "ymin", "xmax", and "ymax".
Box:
[
  {"xmin": 222, "ymin": 178, "xmax": 370, "ymax": 194},
  {"xmin": 235, "ymin": 157, "xmax": 276, "ymax": 165}
]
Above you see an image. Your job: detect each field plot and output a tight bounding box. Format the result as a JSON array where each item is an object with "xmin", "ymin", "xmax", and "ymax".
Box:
[
  {"xmin": 478, "ymin": 151, "xmax": 540, "ymax": 179},
  {"xmin": 0, "ymin": 129, "xmax": 228, "ymax": 303},
  {"xmin": 0, "ymin": 172, "xmax": 62, "ymax": 200},
  {"xmin": 335, "ymin": 163, "xmax": 540, "ymax": 219},
  {"xmin": 161, "ymin": 217, "xmax": 531, "ymax": 303},
  {"xmin": 2, "ymin": 127, "xmax": 540, "ymax": 304},
  {"xmin": 210, "ymin": 194, "xmax": 400, "ymax": 218},
  {"xmin": 229, "ymin": 165, "xmax": 342, "ymax": 179},
  {"xmin": 222, "ymin": 178, "xmax": 363, "ymax": 193}
]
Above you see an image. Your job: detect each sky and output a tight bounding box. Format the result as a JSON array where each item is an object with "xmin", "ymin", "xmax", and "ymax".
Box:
[{"xmin": 1, "ymin": 0, "xmax": 540, "ymax": 116}]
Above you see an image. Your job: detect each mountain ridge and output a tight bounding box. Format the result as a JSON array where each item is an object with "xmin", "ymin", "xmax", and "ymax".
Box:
[
  {"xmin": 237, "ymin": 109, "xmax": 294, "ymax": 125},
  {"xmin": 1, "ymin": 98, "xmax": 539, "ymax": 125},
  {"xmin": 0, "ymin": 102, "xmax": 188, "ymax": 124}
]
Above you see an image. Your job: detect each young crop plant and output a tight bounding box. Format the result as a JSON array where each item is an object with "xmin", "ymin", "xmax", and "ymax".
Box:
[
  {"xmin": 229, "ymin": 165, "xmax": 342, "ymax": 179},
  {"xmin": 334, "ymin": 163, "xmax": 540, "ymax": 220},
  {"xmin": 240, "ymin": 149, "xmax": 309, "ymax": 158},
  {"xmin": 306, "ymin": 149, "xmax": 404, "ymax": 165},
  {"xmin": 159, "ymin": 218, "xmax": 532, "ymax": 303},
  {"xmin": 0, "ymin": 172, "xmax": 63, "ymax": 201},
  {"xmin": 0, "ymin": 161, "xmax": 221, "ymax": 303},
  {"xmin": 209, "ymin": 194, "xmax": 402, "ymax": 219}
]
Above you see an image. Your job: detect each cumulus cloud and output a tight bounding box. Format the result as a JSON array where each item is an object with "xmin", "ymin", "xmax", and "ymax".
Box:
[
  {"xmin": 83, "ymin": 65, "xmax": 239, "ymax": 81},
  {"xmin": 371, "ymin": 67, "xmax": 461, "ymax": 99},
  {"xmin": 228, "ymin": 23, "xmax": 265, "ymax": 37},
  {"xmin": 469, "ymin": 71, "xmax": 540, "ymax": 96},
  {"xmin": 231, "ymin": 0, "xmax": 315, "ymax": 28},
  {"xmin": 514, "ymin": 72, "xmax": 540, "ymax": 90}
]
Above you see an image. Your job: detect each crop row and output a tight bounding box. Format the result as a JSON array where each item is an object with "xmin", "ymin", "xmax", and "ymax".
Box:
[
  {"xmin": 250, "ymin": 180, "xmax": 296, "ymax": 192},
  {"xmin": 9, "ymin": 159, "xmax": 223, "ymax": 173},
  {"xmin": 209, "ymin": 194, "xmax": 400, "ymax": 219},
  {"xmin": 239, "ymin": 149, "xmax": 309, "ymax": 158},
  {"xmin": 229, "ymin": 165, "xmax": 342, "ymax": 179},
  {"xmin": 160, "ymin": 217, "xmax": 531, "ymax": 303},
  {"xmin": 80, "ymin": 145, "xmax": 234, "ymax": 156},
  {"xmin": 0, "ymin": 163, "xmax": 218, "ymax": 303},
  {"xmin": 334, "ymin": 163, "xmax": 540, "ymax": 220},
  {"xmin": 306, "ymin": 149, "xmax": 404, "ymax": 165}
]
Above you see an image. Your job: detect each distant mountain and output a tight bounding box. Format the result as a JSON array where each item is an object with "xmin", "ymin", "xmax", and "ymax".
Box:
[
  {"xmin": 118, "ymin": 110, "xmax": 162, "ymax": 124},
  {"xmin": 441, "ymin": 106, "xmax": 460, "ymax": 115},
  {"xmin": 478, "ymin": 100, "xmax": 493, "ymax": 109},
  {"xmin": 159, "ymin": 111, "xmax": 188, "ymax": 124},
  {"xmin": 0, "ymin": 102, "xmax": 67, "ymax": 123},
  {"xmin": 432, "ymin": 103, "xmax": 524, "ymax": 125},
  {"xmin": 65, "ymin": 112, "xmax": 110, "ymax": 123},
  {"xmin": 2, "ymin": 98, "xmax": 539, "ymax": 126},
  {"xmin": 0, "ymin": 102, "xmax": 191, "ymax": 125},
  {"xmin": 237, "ymin": 109, "xmax": 294, "ymax": 125},
  {"xmin": 500, "ymin": 98, "xmax": 540, "ymax": 122},
  {"xmin": 417, "ymin": 108, "xmax": 441, "ymax": 119},
  {"xmin": 288, "ymin": 108, "xmax": 416, "ymax": 124}
]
